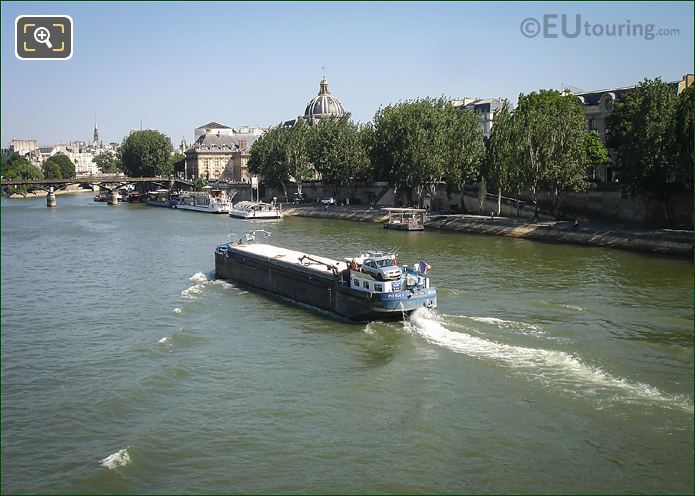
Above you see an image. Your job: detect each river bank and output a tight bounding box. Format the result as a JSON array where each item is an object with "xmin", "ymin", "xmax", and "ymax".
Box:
[{"xmin": 282, "ymin": 205, "xmax": 693, "ymax": 257}]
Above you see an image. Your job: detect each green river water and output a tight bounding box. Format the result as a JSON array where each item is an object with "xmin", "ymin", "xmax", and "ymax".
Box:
[{"xmin": 1, "ymin": 192, "xmax": 693, "ymax": 493}]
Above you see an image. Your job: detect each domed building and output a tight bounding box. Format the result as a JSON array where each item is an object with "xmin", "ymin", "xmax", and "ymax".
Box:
[{"xmin": 303, "ymin": 77, "xmax": 346, "ymax": 124}]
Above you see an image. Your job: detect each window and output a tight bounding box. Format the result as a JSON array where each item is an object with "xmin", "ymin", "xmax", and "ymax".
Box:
[
  {"xmin": 589, "ymin": 118, "xmax": 597, "ymax": 130},
  {"xmin": 363, "ymin": 281, "xmax": 370, "ymax": 289},
  {"xmin": 374, "ymin": 284, "xmax": 383, "ymax": 292},
  {"xmin": 353, "ymin": 278, "xmax": 360, "ymax": 286}
]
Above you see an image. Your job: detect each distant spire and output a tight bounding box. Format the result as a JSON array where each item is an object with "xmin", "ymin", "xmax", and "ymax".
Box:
[
  {"xmin": 140, "ymin": 118, "xmax": 143, "ymax": 131},
  {"xmin": 93, "ymin": 113, "xmax": 99, "ymax": 144}
]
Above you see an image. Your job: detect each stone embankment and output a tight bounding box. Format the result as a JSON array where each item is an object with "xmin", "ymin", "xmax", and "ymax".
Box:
[{"xmin": 282, "ymin": 205, "xmax": 693, "ymax": 257}]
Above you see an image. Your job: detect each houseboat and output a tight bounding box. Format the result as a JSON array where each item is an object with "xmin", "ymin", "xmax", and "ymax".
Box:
[
  {"xmin": 214, "ymin": 231, "xmax": 436, "ymax": 321},
  {"xmin": 176, "ymin": 189, "xmax": 233, "ymax": 214},
  {"xmin": 146, "ymin": 189, "xmax": 177, "ymax": 208},
  {"xmin": 229, "ymin": 201, "xmax": 283, "ymax": 219},
  {"xmin": 383, "ymin": 208, "xmax": 427, "ymax": 231}
]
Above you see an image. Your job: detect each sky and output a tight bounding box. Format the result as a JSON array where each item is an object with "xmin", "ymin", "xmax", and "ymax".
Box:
[{"xmin": 1, "ymin": 1, "xmax": 693, "ymax": 146}]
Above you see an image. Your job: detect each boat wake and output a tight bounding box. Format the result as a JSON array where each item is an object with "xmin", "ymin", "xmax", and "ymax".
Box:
[
  {"xmin": 101, "ymin": 447, "xmax": 131, "ymax": 469},
  {"xmin": 405, "ymin": 309, "xmax": 693, "ymax": 413},
  {"xmin": 180, "ymin": 271, "xmax": 236, "ymax": 300},
  {"xmin": 442, "ymin": 314, "xmax": 547, "ymax": 338}
]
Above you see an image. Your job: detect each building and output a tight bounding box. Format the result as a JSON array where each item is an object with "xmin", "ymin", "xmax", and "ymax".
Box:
[
  {"xmin": 451, "ymin": 98, "xmax": 507, "ymax": 139},
  {"xmin": 284, "ymin": 77, "xmax": 347, "ymax": 127},
  {"xmin": 3, "ymin": 139, "xmax": 42, "ymax": 166},
  {"xmin": 184, "ymin": 123, "xmax": 264, "ymax": 181},
  {"xmin": 304, "ymin": 77, "xmax": 346, "ymax": 125},
  {"xmin": 4, "ymin": 118, "xmax": 114, "ymax": 175},
  {"xmin": 565, "ymin": 73, "xmax": 693, "ymax": 182}
]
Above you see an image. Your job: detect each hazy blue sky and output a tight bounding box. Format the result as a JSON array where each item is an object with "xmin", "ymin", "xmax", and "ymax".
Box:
[{"xmin": 2, "ymin": 1, "xmax": 693, "ymax": 146}]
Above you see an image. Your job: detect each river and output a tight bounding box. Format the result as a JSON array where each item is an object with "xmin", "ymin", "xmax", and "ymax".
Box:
[{"xmin": 1, "ymin": 192, "xmax": 693, "ymax": 494}]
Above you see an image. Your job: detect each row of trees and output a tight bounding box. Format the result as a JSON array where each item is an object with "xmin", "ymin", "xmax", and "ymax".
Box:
[
  {"xmin": 248, "ymin": 117, "xmax": 371, "ymax": 201},
  {"xmin": 249, "ymin": 79, "xmax": 692, "ymax": 221},
  {"xmin": 249, "ymin": 94, "xmax": 603, "ymax": 217}
]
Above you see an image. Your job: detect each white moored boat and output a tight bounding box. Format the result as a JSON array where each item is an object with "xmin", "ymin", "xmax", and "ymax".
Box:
[
  {"xmin": 229, "ymin": 201, "xmax": 283, "ymax": 219},
  {"xmin": 176, "ymin": 189, "xmax": 233, "ymax": 214}
]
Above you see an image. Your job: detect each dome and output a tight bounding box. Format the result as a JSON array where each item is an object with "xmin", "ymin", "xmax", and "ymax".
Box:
[{"xmin": 304, "ymin": 78, "xmax": 346, "ymax": 121}]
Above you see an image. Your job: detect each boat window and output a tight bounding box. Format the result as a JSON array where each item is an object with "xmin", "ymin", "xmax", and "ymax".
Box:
[
  {"xmin": 376, "ymin": 259, "xmax": 394, "ymax": 268},
  {"xmin": 362, "ymin": 281, "xmax": 369, "ymax": 289},
  {"xmin": 374, "ymin": 284, "xmax": 383, "ymax": 292},
  {"xmin": 353, "ymin": 278, "xmax": 360, "ymax": 286}
]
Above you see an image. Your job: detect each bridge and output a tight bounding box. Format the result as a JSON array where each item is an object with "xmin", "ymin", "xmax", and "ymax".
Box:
[{"xmin": 1, "ymin": 175, "xmax": 196, "ymax": 207}]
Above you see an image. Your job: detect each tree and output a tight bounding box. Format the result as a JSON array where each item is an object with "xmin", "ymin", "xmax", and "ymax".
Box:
[
  {"xmin": 248, "ymin": 126, "xmax": 293, "ymax": 201},
  {"xmin": 93, "ymin": 152, "xmax": 122, "ymax": 174},
  {"xmin": 308, "ymin": 115, "xmax": 371, "ymax": 201},
  {"xmin": 607, "ymin": 78, "xmax": 688, "ymax": 224},
  {"xmin": 120, "ymin": 130, "xmax": 173, "ymax": 177},
  {"xmin": 513, "ymin": 90, "xmax": 590, "ymax": 219},
  {"xmin": 674, "ymin": 84, "xmax": 694, "ymax": 194},
  {"xmin": 443, "ymin": 103, "xmax": 485, "ymax": 211},
  {"xmin": 284, "ymin": 121, "xmax": 313, "ymax": 197},
  {"xmin": 44, "ymin": 153, "xmax": 76, "ymax": 179},
  {"xmin": 3, "ymin": 160, "xmax": 43, "ymax": 196},
  {"xmin": 487, "ymin": 102, "xmax": 523, "ymax": 215},
  {"xmin": 168, "ymin": 153, "xmax": 185, "ymax": 178},
  {"xmin": 373, "ymin": 98, "xmax": 479, "ymax": 205},
  {"xmin": 42, "ymin": 161, "xmax": 62, "ymax": 179},
  {"xmin": 586, "ymin": 130, "xmax": 610, "ymax": 173}
]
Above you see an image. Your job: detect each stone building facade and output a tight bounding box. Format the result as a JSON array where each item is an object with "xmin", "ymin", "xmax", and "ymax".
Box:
[{"xmin": 183, "ymin": 123, "xmax": 264, "ymax": 181}]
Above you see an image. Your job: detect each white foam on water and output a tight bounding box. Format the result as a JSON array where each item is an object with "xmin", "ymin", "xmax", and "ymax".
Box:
[
  {"xmin": 173, "ymin": 307, "xmax": 182, "ymax": 314},
  {"xmin": 158, "ymin": 337, "xmax": 169, "ymax": 344},
  {"xmin": 101, "ymin": 448, "xmax": 131, "ymax": 469},
  {"xmin": 364, "ymin": 322, "xmax": 377, "ymax": 335},
  {"xmin": 180, "ymin": 284, "xmax": 204, "ymax": 299},
  {"xmin": 209, "ymin": 279, "xmax": 235, "ymax": 290},
  {"xmin": 406, "ymin": 309, "xmax": 693, "ymax": 413},
  {"xmin": 189, "ymin": 272, "xmax": 208, "ymax": 283},
  {"xmin": 446, "ymin": 314, "xmax": 546, "ymax": 337},
  {"xmin": 562, "ymin": 304, "xmax": 585, "ymax": 312}
]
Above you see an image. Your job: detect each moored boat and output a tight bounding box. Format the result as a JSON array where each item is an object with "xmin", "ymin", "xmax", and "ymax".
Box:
[
  {"xmin": 229, "ymin": 201, "xmax": 283, "ymax": 219},
  {"xmin": 176, "ymin": 188, "xmax": 233, "ymax": 214},
  {"xmin": 146, "ymin": 189, "xmax": 177, "ymax": 208},
  {"xmin": 214, "ymin": 231, "xmax": 436, "ymax": 321},
  {"xmin": 384, "ymin": 208, "xmax": 427, "ymax": 231}
]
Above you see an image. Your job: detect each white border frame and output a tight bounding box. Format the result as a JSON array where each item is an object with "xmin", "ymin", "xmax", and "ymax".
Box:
[{"xmin": 15, "ymin": 15, "xmax": 74, "ymax": 61}]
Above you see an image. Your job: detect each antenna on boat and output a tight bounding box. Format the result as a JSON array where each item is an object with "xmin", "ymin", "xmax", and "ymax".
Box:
[{"xmin": 243, "ymin": 229, "xmax": 272, "ymax": 243}]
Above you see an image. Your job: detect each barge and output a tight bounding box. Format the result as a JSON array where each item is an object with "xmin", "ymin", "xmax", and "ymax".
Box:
[{"xmin": 214, "ymin": 232, "xmax": 436, "ymax": 321}]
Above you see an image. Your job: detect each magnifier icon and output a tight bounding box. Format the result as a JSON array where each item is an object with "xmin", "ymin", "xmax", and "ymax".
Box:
[{"xmin": 33, "ymin": 27, "xmax": 53, "ymax": 49}]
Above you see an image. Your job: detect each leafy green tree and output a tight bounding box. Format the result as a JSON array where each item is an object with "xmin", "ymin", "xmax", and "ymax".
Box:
[
  {"xmin": 513, "ymin": 90, "xmax": 589, "ymax": 219},
  {"xmin": 120, "ymin": 130, "xmax": 173, "ymax": 177},
  {"xmin": 284, "ymin": 121, "xmax": 313, "ymax": 197},
  {"xmin": 248, "ymin": 123, "xmax": 316, "ymax": 201},
  {"xmin": 586, "ymin": 130, "xmax": 610, "ymax": 174},
  {"xmin": 248, "ymin": 125, "xmax": 292, "ymax": 201},
  {"xmin": 373, "ymin": 98, "xmax": 472, "ymax": 205},
  {"xmin": 93, "ymin": 152, "xmax": 122, "ymax": 174},
  {"xmin": 487, "ymin": 102, "xmax": 523, "ymax": 215},
  {"xmin": 674, "ymin": 84, "xmax": 694, "ymax": 194},
  {"xmin": 42, "ymin": 161, "xmax": 62, "ymax": 179},
  {"xmin": 308, "ymin": 115, "xmax": 371, "ymax": 201},
  {"xmin": 443, "ymin": 103, "xmax": 485, "ymax": 211},
  {"xmin": 607, "ymin": 78, "xmax": 688, "ymax": 224},
  {"xmin": 3, "ymin": 161, "xmax": 43, "ymax": 196},
  {"xmin": 168, "ymin": 153, "xmax": 185, "ymax": 177},
  {"xmin": 44, "ymin": 153, "xmax": 76, "ymax": 179}
]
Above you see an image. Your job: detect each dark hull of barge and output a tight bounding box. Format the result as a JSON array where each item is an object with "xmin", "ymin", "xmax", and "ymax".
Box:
[{"xmin": 214, "ymin": 248, "xmax": 436, "ymax": 321}]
